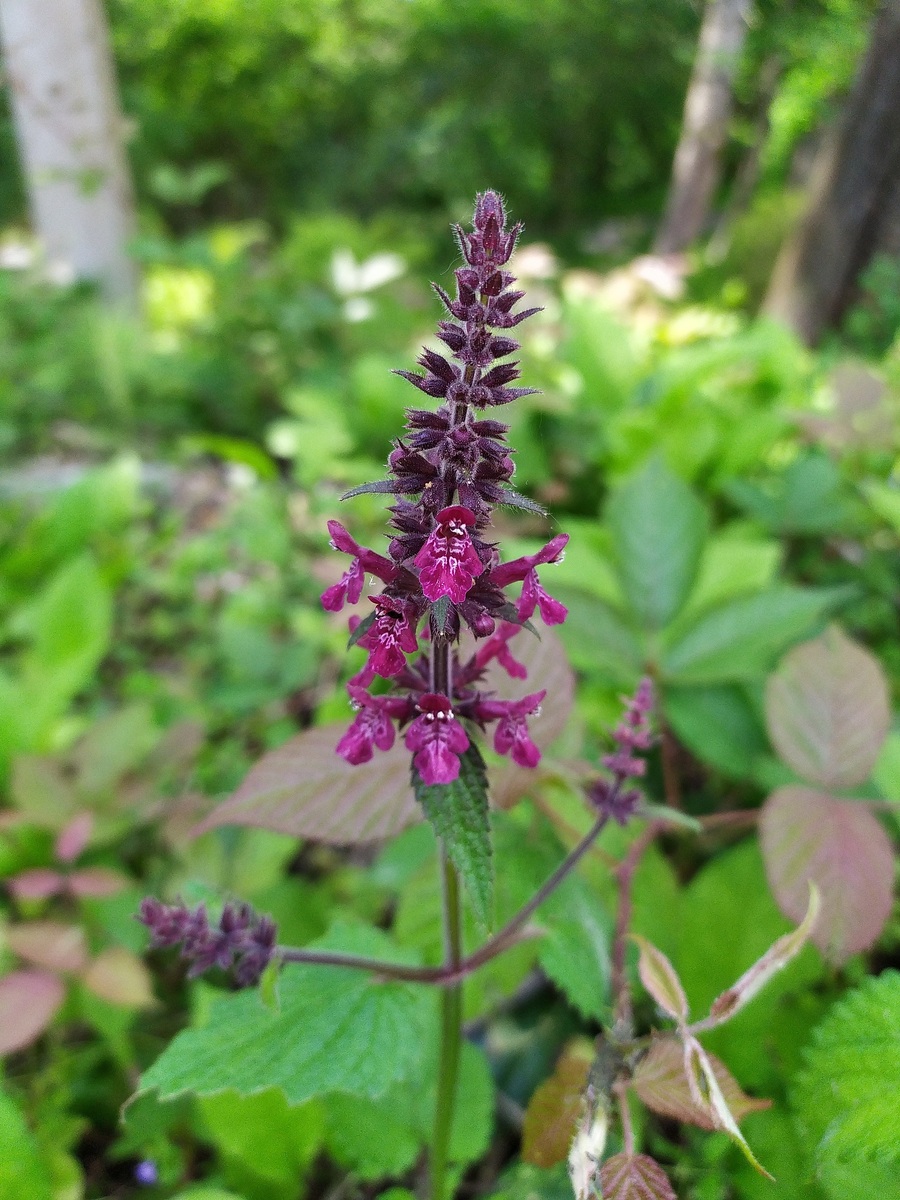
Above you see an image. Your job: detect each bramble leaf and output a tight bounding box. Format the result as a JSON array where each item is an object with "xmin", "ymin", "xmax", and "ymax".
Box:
[
  {"xmin": 760, "ymin": 786, "xmax": 894, "ymax": 963},
  {"xmin": 522, "ymin": 1040, "xmax": 593, "ymax": 1167},
  {"xmin": 607, "ymin": 457, "xmax": 707, "ymax": 631},
  {"xmin": 0, "ymin": 970, "xmax": 65, "ymax": 1055},
  {"xmin": 765, "ymin": 626, "xmax": 890, "ymax": 789},
  {"xmin": 140, "ymin": 925, "xmax": 431, "ymax": 1105},
  {"xmin": 631, "ymin": 935, "xmax": 689, "ymax": 1022},
  {"xmin": 793, "ymin": 971, "xmax": 900, "ymax": 1168},
  {"xmin": 632, "ymin": 1036, "xmax": 770, "ymax": 1131},
  {"xmin": 598, "ymin": 1152, "xmax": 677, "ymax": 1200},
  {"xmin": 414, "ymin": 743, "xmax": 493, "ymax": 930},
  {"xmin": 194, "ymin": 726, "xmax": 420, "ymax": 844}
]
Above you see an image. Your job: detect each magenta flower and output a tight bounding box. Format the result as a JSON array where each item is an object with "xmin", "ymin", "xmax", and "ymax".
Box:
[
  {"xmin": 518, "ymin": 568, "xmax": 568, "ymax": 625},
  {"xmin": 473, "ymin": 623, "xmax": 528, "ymax": 679},
  {"xmin": 414, "ymin": 505, "xmax": 484, "ymax": 603},
  {"xmin": 405, "ymin": 693, "xmax": 471, "ymax": 785},
  {"xmin": 476, "ymin": 690, "xmax": 546, "ymax": 768},
  {"xmin": 336, "ymin": 687, "xmax": 415, "ymax": 765},
  {"xmin": 321, "ymin": 520, "xmax": 398, "ymax": 612},
  {"xmin": 356, "ymin": 596, "xmax": 420, "ymax": 677}
]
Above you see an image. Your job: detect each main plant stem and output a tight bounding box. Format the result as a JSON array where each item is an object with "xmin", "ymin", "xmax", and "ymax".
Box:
[{"xmin": 430, "ymin": 848, "xmax": 463, "ymax": 1200}]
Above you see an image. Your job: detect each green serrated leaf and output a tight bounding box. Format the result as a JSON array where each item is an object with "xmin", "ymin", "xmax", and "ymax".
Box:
[
  {"xmin": 413, "ymin": 744, "xmax": 493, "ymax": 930},
  {"xmin": 539, "ymin": 872, "xmax": 611, "ymax": 1021},
  {"xmin": 606, "ymin": 456, "xmax": 708, "ymax": 631},
  {"xmin": 0, "ymin": 1090, "xmax": 54, "ymax": 1200},
  {"xmin": 198, "ymin": 1089, "xmax": 324, "ymax": 1191},
  {"xmin": 793, "ymin": 971, "xmax": 900, "ymax": 1167},
  {"xmin": 431, "ymin": 595, "xmax": 452, "ymax": 634},
  {"xmin": 139, "ymin": 925, "xmax": 431, "ymax": 1106}
]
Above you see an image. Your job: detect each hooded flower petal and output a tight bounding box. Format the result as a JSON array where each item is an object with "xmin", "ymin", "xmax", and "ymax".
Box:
[
  {"xmin": 476, "ymin": 690, "xmax": 546, "ymax": 769},
  {"xmin": 405, "ymin": 693, "xmax": 470, "ymax": 785},
  {"xmin": 414, "ymin": 505, "xmax": 484, "ymax": 603},
  {"xmin": 490, "ymin": 532, "xmax": 569, "ymax": 588},
  {"xmin": 322, "ymin": 521, "xmax": 398, "ymax": 612},
  {"xmin": 517, "ymin": 568, "xmax": 568, "ymax": 625},
  {"xmin": 321, "ymin": 557, "xmax": 365, "ymax": 612},
  {"xmin": 336, "ymin": 686, "xmax": 412, "ymax": 765},
  {"xmin": 357, "ymin": 596, "xmax": 420, "ymax": 677}
]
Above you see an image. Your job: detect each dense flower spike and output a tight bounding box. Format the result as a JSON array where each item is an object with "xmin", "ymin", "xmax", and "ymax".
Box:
[
  {"xmin": 586, "ymin": 678, "xmax": 655, "ymax": 825},
  {"xmin": 324, "ymin": 192, "xmax": 569, "ymax": 787},
  {"xmin": 138, "ymin": 898, "xmax": 277, "ymax": 987}
]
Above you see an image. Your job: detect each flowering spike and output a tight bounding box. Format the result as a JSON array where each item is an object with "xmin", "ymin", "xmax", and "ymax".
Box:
[{"xmin": 318, "ymin": 192, "xmax": 568, "ymax": 780}]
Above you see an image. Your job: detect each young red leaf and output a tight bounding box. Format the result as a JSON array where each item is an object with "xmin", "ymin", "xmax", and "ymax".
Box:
[
  {"xmin": 0, "ymin": 970, "xmax": 65, "ymax": 1054},
  {"xmin": 683, "ymin": 1036, "xmax": 774, "ymax": 1179},
  {"xmin": 7, "ymin": 921, "xmax": 88, "ymax": 973},
  {"xmin": 598, "ymin": 1152, "xmax": 676, "ymax": 1200},
  {"xmin": 193, "ymin": 725, "xmax": 421, "ymax": 844},
  {"xmin": 631, "ymin": 935, "xmax": 689, "ymax": 1023},
  {"xmin": 55, "ymin": 812, "xmax": 93, "ymax": 863},
  {"xmin": 6, "ymin": 869, "xmax": 65, "ymax": 900},
  {"xmin": 632, "ymin": 1035, "xmax": 771, "ymax": 1131},
  {"xmin": 760, "ymin": 785, "xmax": 894, "ymax": 963},
  {"xmin": 82, "ymin": 948, "xmax": 155, "ymax": 1008},
  {"xmin": 765, "ymin": 626, "xmax": 890, "ymax": 789},
  {"xmin": 522, "ymin": 1039, "xmax": 593, "ymax": 1167},
  {"xmin": 67, "ymin": 867, "xmax": 129, "ymax": 898},
  {"xmin": 706, "ymin": 884, "xmax": 819, "ymax": 1026}
]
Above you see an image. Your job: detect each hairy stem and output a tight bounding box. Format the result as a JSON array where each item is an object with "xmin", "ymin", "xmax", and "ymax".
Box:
[
  {"xmin": 277, "ymin": 811, "xmax": 609, "ymax": 985},
  {"xmin": 430, "ymin": 850, "xmax": 463, "ymax": 1200},
  {"xmin": 610, "ymin": 823, "xmax": 662, "ymax": 1031}
]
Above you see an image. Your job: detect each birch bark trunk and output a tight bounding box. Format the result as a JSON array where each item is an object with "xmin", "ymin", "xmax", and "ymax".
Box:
[
  {"xmin": 0, "ymin": 0, "xmax": 137, "ymax": 305},
  {"xmin": 654, "ymin": 0, "xmax": 753, "ymax": 255}
]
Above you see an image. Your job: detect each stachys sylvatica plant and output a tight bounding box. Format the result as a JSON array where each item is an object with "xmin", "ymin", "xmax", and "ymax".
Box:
[{"xmin": 136, "ymin": 194, "xmax": 819, "ymax": 1200}]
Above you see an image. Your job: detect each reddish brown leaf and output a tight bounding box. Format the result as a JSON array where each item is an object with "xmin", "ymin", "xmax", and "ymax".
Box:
[
  {"xmin": 67, "ymin": 867, "xmax": 129, "ymax": 898},
  {"xmin": 0, "ymin": 970, "xmax": 65, "ymax": 1054},
  {"xmin": 599, "ymin": 1152, "xmax": 677, "ymax": 1200},
  {"xmin": 522, "ymin": 1040, "xmax": 593, "ymax": 1167},
  {"xmin": 82, "ymin": 948, "xmax": 155, "ymax": 1008},
  {"xmin": 6, "ymin": 868, "xmax": 65, "ymax": 900},
  {"xmin": 633, "ymin": 1036, "xmax": 771, "ymax": 1131},
  {"xmin": 631, "ymin": 936, "xmax": 689, "ymax": 1022},
  {"xmin": 193, "ymin": 727, "xmax": 421, "ymax": 844},
  {"xmin": 765, "ymin": 626, "xmax": 890, "ymax": 790},
  {"xmin": 7, "ymin": 921, "xmax": 88, "ymax": 973},
  {"xmin": 760, "ymin": 786, "xmax": 894, "ymax": 963},
  {"xmin": 55, "ymin": 812, "xmax": 94, "ymax": 863}
]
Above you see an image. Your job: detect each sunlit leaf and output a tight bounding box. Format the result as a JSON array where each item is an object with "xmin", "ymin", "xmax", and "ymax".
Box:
[
  {"xmin": 0, "ymin": 1089, "xmax": 54, "ymax": 1199},
  {"xmin": 598, "ymin": 1152, "xmax": 677, "ymax": 1200},
  {"xmin": 5, "ymin": 869, "xmax": 65, "ymax": 900},
  {"xmin": 522, "ymin": 1040, "xmax": 593, "ymax": 1167},
  {"xmin": 0, "ymin": 970, "xmax": 65, "ymax": 1054},
  {"xmin": 760, "ymin": 786, "xmax": 894, "ymax": 963},
  {"xmin": 631, "ymin": 935, "xmax": 689, "ymax": 1022},
  {"xmin": 82, "ymin": 948, "xmax": 156, "ymax": 1008},
  {"xmin": 632, "ymin": 1036, "xmax": 771, "ymax": 1130},
  {"xmin": 765, "ymin": 627, "xmax": 890, "ymax": 789},
  {"xmin": 54, "ymin": 812, "xmax": 93, "ymax": 863}
]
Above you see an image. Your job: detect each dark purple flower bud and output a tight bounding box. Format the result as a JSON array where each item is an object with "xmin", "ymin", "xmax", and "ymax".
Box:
[
  {"xmin": 586, "ymin": 779, "xmax": 642, "ymax": 826},
  {"xmin": 405, "ymin": 693, "xmax": 470, "ymax": 785},
  {"xmin": 489, "ymin": 336, "xmax": 520, "ymax": 359},
  {"xmin": 414, "ymin": 505, "xmax": 484, "ymax": 604}
]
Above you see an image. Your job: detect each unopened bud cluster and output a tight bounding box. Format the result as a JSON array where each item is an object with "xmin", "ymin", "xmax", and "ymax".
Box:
[
  {"xmin": 323, "ymin": 192, "xmax": 569, "ymax": 786},
  {"xmin": 585, "ymin": 677, "xmax": 655, "ymax": 825},
  {"xmin": 138, "ymin": 898, "xmax": 276, "ymax": 986}
]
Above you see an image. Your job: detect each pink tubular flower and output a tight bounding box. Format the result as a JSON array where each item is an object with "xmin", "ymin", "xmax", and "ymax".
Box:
[
  {"xmin": 357, "ymin": 596, "xmax": 420, "ymax": 677},
  {"xmin": 476, "ymin": 690, "xmax": 546, "ymax": 768},
  {"xmin": 489, "ymin": 532, "xmax": 569, "ymax": 588},
  {"xmin": 405, "ymin": 693, "xmax": 470, "ymax": 785},
  {"xmin": 517, "ymin": 568, "xmax": 568, "ymax": 625},
  {"xmin": 321, "ymin": 520, "xmax": 398, "ymax": 613},
  {"xmin": 414, "ymin": 505, "xmax": 484, "ymax": 603},
  {"xmin": 473, "ymin": 622, "xmax": 528, "ymax": 679},
  {"xmin": 336, "ymin": 687, "xmax": 413, "ymax": 765}
]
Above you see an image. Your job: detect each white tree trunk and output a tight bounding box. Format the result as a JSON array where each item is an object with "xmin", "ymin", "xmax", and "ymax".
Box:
[
  {"xmin": 0, "ymin": 0, "xmax": 137, "ymax": 304},
  {"xmin": 653, "ymin": 0, "xmax": 753, "ymax": 255}
]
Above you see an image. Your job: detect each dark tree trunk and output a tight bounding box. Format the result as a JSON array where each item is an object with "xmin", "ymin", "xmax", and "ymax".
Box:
[
  {"xmin": 763, "ymin": 0, "xmax": 900, "ymax": 344},
  {"xmin": 653, "ymin": 0, "xmax": 753, "ymax": 255}
]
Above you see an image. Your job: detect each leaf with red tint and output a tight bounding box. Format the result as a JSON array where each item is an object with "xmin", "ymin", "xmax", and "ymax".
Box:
[
  {"xmin": 82, "ymin": 948, "xmax": 155, "ymax": 1008},
  {"xmin": 683, "ymin": 1036, "xmax": 773, "ymax": 1178},
  {"xmin": 67, "ymin": 867, "xmax": 130, "ymax": 898},
  {"xmin": 760, "ymin": 785, "xmax": 894, "ymax": 963},
  {"xmin": 193, "ymin": 726, "xmax": 420, "ymax": 844},
  {"xmin": 6, "ymin": 869, "xmax": 65, "ymax": 900},
  {"xmin": 0, "ymin": 970, "xmax": 65, "ymax": 1054},
  {"xmin": 632, "ymin": 1036, "xmax": 771, "ymax": 1131},
  {"xmin": 522, "ymin": 1040, "xmax": 593, "ymax": 1167},
  {"xmin": 765, "ymin": 626, "xmax": 890, "ymax": 790},
  {"xmin": 6, "ymin": 921, "xmax": 88, "ymax": 973},
  {"xmin": 55, "ymin": 812, "xmax": 93, "ymax": 863},
  {"xmin": 599, "ymin": 1152, "xmax": 676, "ymax": 1200},
  {"xmin": 631, "ymin": 936, "xmax": 689, "ymax": 1022}
]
